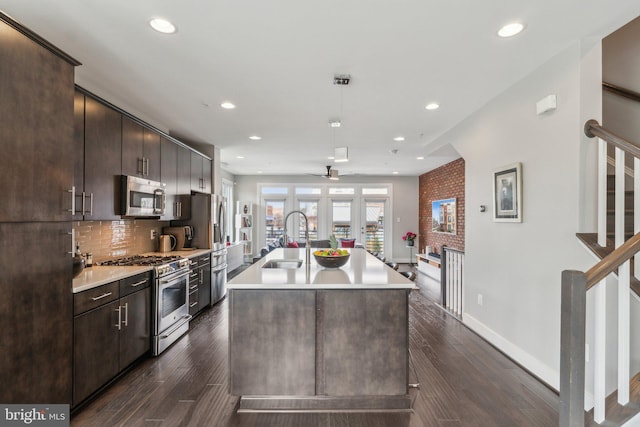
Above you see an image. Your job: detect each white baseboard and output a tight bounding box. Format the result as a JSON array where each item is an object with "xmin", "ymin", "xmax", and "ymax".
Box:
[{"xmin": 463, "ymin": 313, "xmax": 559, "ymax": 391}]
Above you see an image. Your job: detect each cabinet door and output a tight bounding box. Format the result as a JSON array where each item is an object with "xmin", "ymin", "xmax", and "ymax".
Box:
[
  {"xmin": 202, "ymin": 158, "xmax": 212, "ymax": 193},
  {"xmin": 122, "ymin": 116, "xmax": 145, "ymax": 178},
  {"xmin": 176, "ymin": 146, "xmax": 192, "ymax": 218},
  {"xmin": 73, "ymin": 91, "xmax": 86, "ymax": 220},
  {"xmin": 199, "ymin": 264, "xmax": 212, "ymax": 309},
  {"xmin": 73, "ymin": 300, "xmax": 120, "ymax": 406},
  {"xmin": 0, "ymin": 19, "xmax": 75, "ymax": 222},
  {"xmin": 191, "ymin": 152, "xmax": 204, "ymax": 192},
  {"xmin": 119, "ymin": 288, "xmax": 151, "ymax": 369},
  {"xmin": 84, "ymin": 96, "xmax": 122, "ymax": 220},
  {"xmin": 160, "ymin": 137, "xmax": 178, "ymax": 220},
  {"xmin": 143, "ymin": 128, "xmax": 161, "ymax": 182},
  {"xmin": 0, "ymin": 222, "xmax": 73, "ymax": 404}
]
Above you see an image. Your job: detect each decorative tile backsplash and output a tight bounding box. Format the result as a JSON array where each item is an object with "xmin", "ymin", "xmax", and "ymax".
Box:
[{"xmin": 74, "ymin": 219, "xmax": 169, "ymax": 262}]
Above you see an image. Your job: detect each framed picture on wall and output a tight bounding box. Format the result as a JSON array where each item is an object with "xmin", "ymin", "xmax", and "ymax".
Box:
[
  {"xmin": 493, "ymin": 162, "xmax": 522, "ymax": 222},
  {"xmin": 431, "ymin": 198, "xmax": 456, "ymax": 235}
]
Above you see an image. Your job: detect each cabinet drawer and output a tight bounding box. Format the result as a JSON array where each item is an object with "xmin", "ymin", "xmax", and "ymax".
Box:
[
  {"xmin": 74, "ymin": 281, "xmax": 120, "ymax": 315},
  {"xmin": 188, "ymin": 258, "xmax": 199, "ymax": 269},
  {"xmin": 188, "ymin": 277, "xmax": 199, "ymax": 293},
  {"xmin": 199, "ymin": 255, "xmax": 211, "ymax": 267},
  {"xmin": 189, "ymin": 290, "xmax": 199, "ymax": 315},
  {"xmin": 120, "ymin": 272, "xmax": 152, "ymax": 297}
]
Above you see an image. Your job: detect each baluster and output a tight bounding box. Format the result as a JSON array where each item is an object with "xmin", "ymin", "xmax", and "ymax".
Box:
[
  {"xmin": 593, "ymin": 279, "xmax": 606, "ymax": 423},
  {"xmin": 598, "ymin": 138, "xmax": 607, "ymax": 247}
]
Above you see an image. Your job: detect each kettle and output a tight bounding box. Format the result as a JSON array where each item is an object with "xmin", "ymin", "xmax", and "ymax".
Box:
[{"xmin": 159, "ymin": 234, "xmax": 176, "ymax": 253}]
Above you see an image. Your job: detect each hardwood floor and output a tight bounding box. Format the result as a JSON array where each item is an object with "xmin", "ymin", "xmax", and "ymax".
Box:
[{"xmin": 71, "ymin": 272, "xmax": 559, "ymax": 426}]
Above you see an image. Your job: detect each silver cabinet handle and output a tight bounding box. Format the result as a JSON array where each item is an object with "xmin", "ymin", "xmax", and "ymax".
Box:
[
  {"xmin": 130, "ymin": 279, "xmax": 147, "ymax": 287},
  {"xmin": 92, "ymin": 292, "xmax": 113, "ymax": 301},
  {"xmin": 189, "ymin": 301, "xmax": 198, "ymax": 308},
  {"xmin": 81, "ymin": 191, "xmax": 86, "ymax": 216},
  {"xmin": 66, "ymin": 231, "xmax": 74, "ymax": 256},
  {"xmin": 200, "ymin": 270, "xmax": 203, "ymax": 282},
  {"xmin": 67, "ymin": 186, "xmax": 75, "ymax": 213},
  {"xmin": 146, "ymin": 158, "xmax": 150, "ymax": 176},
  {"xmin": 190, "ymin": 284, "xmax": 198, "ymax": 291},
  {"xmin": 138, "ymin": 157, "xmax": 144, "ymax": 175},
  {"xmin": 178, "ymin": 201, "xmax": 182, "ymax": 217},
  {"xmin": 115, "ymin": 305, "xmax": 122, "ymax": 330},
  {"xmin": 122, "ymin": 303, "xmax": 128, "ymax": 327}
]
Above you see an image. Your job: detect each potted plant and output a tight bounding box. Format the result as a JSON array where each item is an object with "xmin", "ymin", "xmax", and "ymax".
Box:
[{"xmin": 402, "ymin": 231, "xmax": 417, "ymax": 246}]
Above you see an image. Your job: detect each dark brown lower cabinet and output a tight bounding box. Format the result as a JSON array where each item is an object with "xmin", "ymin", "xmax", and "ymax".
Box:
[
  {"xmin": 73, "ymin": 275, "xmax": 150, "ymax": 407},
  {"xmin": 0, "ymin": 222, "xmax": 73, "ymax": 404}
]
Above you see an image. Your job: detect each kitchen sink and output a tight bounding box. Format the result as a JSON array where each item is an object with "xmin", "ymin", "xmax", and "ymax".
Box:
[{"xmin": 261, "ymin": 259, "xmax": 303, "ymax": 269}]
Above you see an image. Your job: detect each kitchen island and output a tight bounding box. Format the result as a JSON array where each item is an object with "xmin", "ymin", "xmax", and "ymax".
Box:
[{"xmin": 227, "ymin": 247, "xmax": 416, "ymax": 412}]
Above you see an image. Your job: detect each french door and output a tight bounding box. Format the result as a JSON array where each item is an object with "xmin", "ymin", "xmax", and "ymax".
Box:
[{"xmin": 359, "ymin": 199, "xmax": 387, "ymax": 255}]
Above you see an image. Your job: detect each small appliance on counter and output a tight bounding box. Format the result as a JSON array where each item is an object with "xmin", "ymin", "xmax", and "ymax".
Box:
[
  {"xmin": 158, "ymin": 234, "xmax": 176, "ymax": 253},
  {"xmin": 162, "ymin": 226, "xmax": 194, "ymax": 251}
]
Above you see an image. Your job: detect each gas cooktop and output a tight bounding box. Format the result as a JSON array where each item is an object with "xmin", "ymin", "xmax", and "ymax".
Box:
[
  {"xmin": 98, "ymin": 255, "xmax": 189, "ymax": 277},
  {"xmin": 98, "ymin": 255, "xmax": 184, "ymax": 266}
]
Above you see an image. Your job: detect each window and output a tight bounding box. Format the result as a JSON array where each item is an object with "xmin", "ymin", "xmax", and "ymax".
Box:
[
  {"xmin": 362, "ymin": 187, "xmax": 388, "ymax": 195},
  {"xmin": 298, "ymin": 200, "xmax": 319, "ymax": 240},
  {"xmin": 222, "ymin": 179, "xmax": 233, "ymax": 243},
  {"xmin": 332, "ymin": 200, "xmax": 352, "ymax": 238},
  {"xmin": 296, "ymin": 187, "xmax": 322, "ymax": 195},
  {"xmin": 262, "ymin": 187, "xmax": 289, "ymax": 195},
  {"xmin": 329, "ymin": 187, "xmax": 355, "ymax": 195},
  {"xmin": 264, "ymin": 200, "xmax": 285, "ymax": 244}
]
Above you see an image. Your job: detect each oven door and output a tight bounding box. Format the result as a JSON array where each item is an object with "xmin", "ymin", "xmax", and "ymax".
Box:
[{"xmin": 156, "ymin": 270, "xmax": 189, "ymax": 334}]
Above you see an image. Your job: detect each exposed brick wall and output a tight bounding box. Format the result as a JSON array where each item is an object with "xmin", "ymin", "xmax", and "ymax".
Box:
[{"xmin": 418, "ymin": 158, "xmax": 465, "ymax": 254}]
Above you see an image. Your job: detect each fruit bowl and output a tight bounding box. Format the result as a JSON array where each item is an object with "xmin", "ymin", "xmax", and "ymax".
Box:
[{"xmin": 313, "ymin": 249, "xmax": 350, "ymax": 269}]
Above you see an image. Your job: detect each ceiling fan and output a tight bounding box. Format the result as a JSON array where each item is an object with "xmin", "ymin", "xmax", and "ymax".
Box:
[{"xmin": 309, "ymin": 165, "xmax": 340, "ymax": 180}]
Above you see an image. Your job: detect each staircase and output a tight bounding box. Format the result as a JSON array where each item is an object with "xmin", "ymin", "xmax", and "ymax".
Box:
[{"xmin": 560, "ymin": 120, "xmax": 640, "ymax": 426}]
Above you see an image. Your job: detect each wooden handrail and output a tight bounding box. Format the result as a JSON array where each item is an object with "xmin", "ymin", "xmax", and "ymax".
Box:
[
  {"xmin": 603, "ymin": 81, "xmax": 640, "ymax": 104},
  {"xmin": 585, "ymin": 232, "xmax": 640, "ymax": 288},
  {"xmin": 584, "ymin": 119, "xmax": 640, "ymax": 159}
]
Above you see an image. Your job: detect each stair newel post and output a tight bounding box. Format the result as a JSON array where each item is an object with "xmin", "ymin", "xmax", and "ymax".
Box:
[{"xmin": 560, "ymin": 269, "xmax": 587, "ymax": 427}]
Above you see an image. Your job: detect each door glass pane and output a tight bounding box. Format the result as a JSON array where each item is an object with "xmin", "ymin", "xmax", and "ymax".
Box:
[
  {"xmin": 365, "ymin": 201, "xmax": 385, "ymax": 255},
  {"xmin": 298, "ymin": 200, "xmax": 318, "ymax": 240},
  {"xmin": 332, "ymin": 201, "xmax": 352, "ymax": 238},
  {"xmin": 265, "ymin": 200, "xmax": 285, "ymax": 244},
  {"xmin": 329, "ymin": 187, "xmax": 355, "ymax": 195},
  {"xmin": 296, "ymin": 187, "xmax": 322, "ymax": 195}
]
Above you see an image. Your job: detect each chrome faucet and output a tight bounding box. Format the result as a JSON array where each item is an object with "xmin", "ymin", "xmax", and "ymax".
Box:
[{"xmin": 283, "ymin": 210, "xmax": 311, "ymax": 265}]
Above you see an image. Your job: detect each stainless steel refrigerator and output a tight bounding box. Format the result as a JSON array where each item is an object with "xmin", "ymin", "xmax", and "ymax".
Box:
[{"xmin": 184, "ymin": 193, "xmax": 228, "ymax": 303}]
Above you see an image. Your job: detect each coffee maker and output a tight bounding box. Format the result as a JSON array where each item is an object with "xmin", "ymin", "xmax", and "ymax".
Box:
[{"xmin": 162, "ymin": 226, "xmax": 194, "ymax": 250}]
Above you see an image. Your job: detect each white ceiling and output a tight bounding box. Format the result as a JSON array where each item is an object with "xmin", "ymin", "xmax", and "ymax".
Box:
[{"xmin": 2, "ymin": 1, "xmax": 640, "ymax": 177}]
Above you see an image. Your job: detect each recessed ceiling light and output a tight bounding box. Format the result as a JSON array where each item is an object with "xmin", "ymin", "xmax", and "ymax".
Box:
[
  {"xmin": 249, "ymin": 135, "xmax": 262, "ymax": 141},
  {"xmin": 236, "ymin": 156, "xmax": 244, "ymax": 159},
  {"xmin": 393, "ymin": 136, "xmax": 405, "ymax": 142},
  {"xmin": 329, "ymin": 120, "xmax": 341, "ymax": 128},
  {"xmin": 149, "ymin": 18, "xmax": 176, "ymax": 34},
  {"xmin": 221, "ymin": 102, "xmax": 236, "ymax": 109},
  {"xmin": 425, "ymin": 103, "xmax": 439, "ymax": 110},
  {"xmin": 393, "ymin": 171, "xmax": 399, "ymax": 175},
  {"xmin": 257, "ymin": 171, "xmax": 263, "ymax": 174},
  {"xmin": 327, "ymin": 156, "xmax": 335, "ymax": 160},
  {"xmin": 498, "ymin": 22, "xmax": 524, "ymax": 38},
  {"xmin": 416, "ymin": 156, "xmax": 425, "ymax": 160}
]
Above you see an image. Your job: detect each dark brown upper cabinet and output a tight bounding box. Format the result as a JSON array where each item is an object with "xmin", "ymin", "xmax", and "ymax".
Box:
[
  {"xmin": 84, "ymin": 95, "xmax": 122, "ymax": 220},
  {"xmin": 0, "ymin": 16, "xmax": 76, "ymax": 222},
  {"xmin": 161, "ymin": 137, "xmax": 189, "ymax": 220},
  {"xmin": 122, "ymin": 117, "xmax": 161, "ymax": 182},
  {"xmin": 191, "ymin": 152, "xmax": 212, "ymax": 194}
]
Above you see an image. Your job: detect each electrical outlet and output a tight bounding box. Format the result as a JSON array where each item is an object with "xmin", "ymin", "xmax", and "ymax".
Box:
[
  {"xmin": 477, "ymin": 294, "xmax": 483, "ymax": 306},
  {"xmin": 150, "ymin": 229, "xmax": 157, "ymax": 240}
]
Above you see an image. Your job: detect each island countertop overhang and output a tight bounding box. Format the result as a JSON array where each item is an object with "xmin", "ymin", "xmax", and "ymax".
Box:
[{"xmin": 227, "ymin": 248, "xmax": 416, "ymax": 290}]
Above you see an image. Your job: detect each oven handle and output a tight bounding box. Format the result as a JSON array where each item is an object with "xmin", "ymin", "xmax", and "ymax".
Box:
[
  {"xmin": 159, "ymin": 315, "xmax": 192, "ymax": 338},
  {"xmin": 159, "ymin": 271, "xmax": 189, "ymax": 285}
]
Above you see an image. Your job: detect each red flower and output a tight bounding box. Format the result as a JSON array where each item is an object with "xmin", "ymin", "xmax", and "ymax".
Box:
[{"xmin": 402, "ymin": 232, "xmax": 416, "ymax": 241}]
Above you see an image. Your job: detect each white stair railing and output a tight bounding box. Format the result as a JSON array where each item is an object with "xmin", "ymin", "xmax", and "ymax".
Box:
[
  {"xmin": 441, "ymin": 247, "xmax": 464, "ymax": 316},
  {"xmin": 560, "ymin": 120, "xmax": 640, "ymax": 426}
]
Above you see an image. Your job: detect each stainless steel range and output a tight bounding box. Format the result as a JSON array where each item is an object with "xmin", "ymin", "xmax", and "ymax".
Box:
[{"xmin": 99, "ymin": 255, "xmax": 191, "ymax": 355}]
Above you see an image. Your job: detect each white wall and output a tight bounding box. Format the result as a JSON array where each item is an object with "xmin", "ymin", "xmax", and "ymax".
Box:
[
  {"xmin": 428, "ymin": 42, "xmax": 598, "ymax": 389},
  {"xmin": 232, "ymin": 174, "xmax": 419, "ymax": 261}
]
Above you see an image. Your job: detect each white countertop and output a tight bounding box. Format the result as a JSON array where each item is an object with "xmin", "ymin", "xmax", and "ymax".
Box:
[
  {"xmin": 72, "ymin": 248, "xmax": 214, "ymax": 293},
  {"xmin": 227, "ymin": 248, "xmax": 416, "ymax": 290}
]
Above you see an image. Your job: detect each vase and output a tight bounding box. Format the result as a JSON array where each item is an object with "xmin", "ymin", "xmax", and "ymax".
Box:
[{"xmin": 406, "ymin": 240, "xmax": 414, "ymax": 246}]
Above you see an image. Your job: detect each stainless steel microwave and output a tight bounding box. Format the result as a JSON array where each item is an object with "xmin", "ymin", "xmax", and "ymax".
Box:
[{"xmin": 121, "ymin": 175, "xmax": 166, "ymax": 217}]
